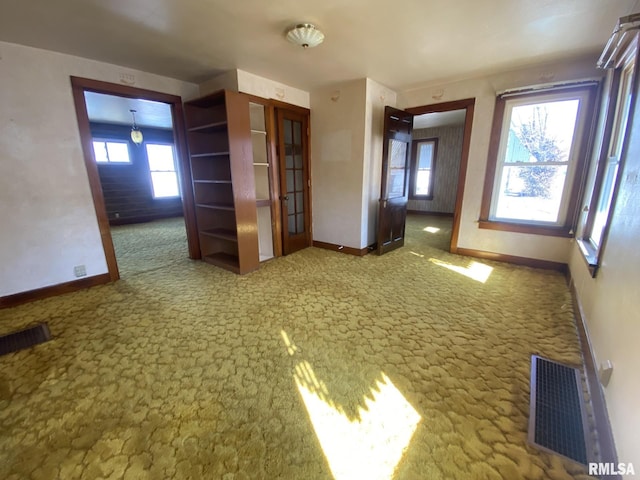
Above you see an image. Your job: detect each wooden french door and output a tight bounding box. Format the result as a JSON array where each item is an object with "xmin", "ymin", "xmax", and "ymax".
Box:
[
  {"xmin": 377, "ymin": 106, "xmax": 414, "ymax": 255},
  {"xmin": 276, "ymin": 108, "xmax": 311, "ymax": 254}
]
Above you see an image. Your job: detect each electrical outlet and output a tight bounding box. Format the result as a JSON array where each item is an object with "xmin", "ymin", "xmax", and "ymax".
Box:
[{"xmin": 74, "ymin": 265, "xmax": 87, "ymax": 278}]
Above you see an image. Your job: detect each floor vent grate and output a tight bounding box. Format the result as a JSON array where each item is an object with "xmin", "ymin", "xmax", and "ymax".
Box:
[
  {"xmin": 0, "ymin": 323, "xmax": 51, "ymax": 356},
  {"xmin": 528, "ymin": 355, "xmax": 589, "ymax": 465}
]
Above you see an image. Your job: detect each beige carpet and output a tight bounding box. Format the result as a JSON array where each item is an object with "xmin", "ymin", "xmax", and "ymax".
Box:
[
  {"xmin": 110, "ymin": 217, "xmax": 189, "ymax": 278},
  {"xmin": 0, "ymin": 215, "xmax": 596, "ymax": 479}
]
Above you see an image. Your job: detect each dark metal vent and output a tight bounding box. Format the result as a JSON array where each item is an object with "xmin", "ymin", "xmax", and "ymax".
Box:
[
  {"xmin": 0, "ymin": 323, "xmax": 51, "ymax": 356},
  {"xmin": 528, "ymin": 355, "xmax": 589, "ymax": 465}
]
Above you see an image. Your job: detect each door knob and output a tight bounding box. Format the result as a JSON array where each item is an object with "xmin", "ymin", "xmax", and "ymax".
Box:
[{"xmin": 281, "ymin": 195, "xmax": 289, "ymax": 201}]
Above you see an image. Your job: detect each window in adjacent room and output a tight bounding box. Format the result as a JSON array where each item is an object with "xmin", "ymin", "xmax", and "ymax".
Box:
[
  {"xmin": 145, "ymin": 143, "xmax": 180, "ymax": 198},
  {"xmin": 479, "ymin": 84, "xmax": 598, "ymax": 236},
  {"xmin": 92, "ymin": 140, "xmax": 131, "ymax": 164},
  {"xmin": 410, "ymin": 138, "xmax": 437, "ymax": 199},
  {"xmin": 578, "ymin": 38, "xmax": 637, "ymax": 274}
]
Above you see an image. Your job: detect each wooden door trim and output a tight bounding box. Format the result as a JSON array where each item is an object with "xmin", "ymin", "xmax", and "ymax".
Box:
[
  {"xmin": 70, "ymin": 76, "xmax": 199, "ymax": 283},
  {"xmin": 406, "ymin": 98, "xmax": 475, "ymax": 253}
]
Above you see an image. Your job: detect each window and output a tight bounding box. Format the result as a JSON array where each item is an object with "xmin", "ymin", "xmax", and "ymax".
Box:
[
  {"xmin": 145, "ymin": 143, "xmax": 180, "ymax": 198},
  {"xmin": 92, "ymin": 140, "xmax": 131, "ymax": 163},
  {"xmin": 578, "ymin": 39, "xmax": 637, "ymax": 275},
  {"xmin": 479, "ymin": 84, "xmax": 598, "ymax": 236},
  {"xmin": 410, "ymin": 139, "xmax": 437, "ymax": 199}
]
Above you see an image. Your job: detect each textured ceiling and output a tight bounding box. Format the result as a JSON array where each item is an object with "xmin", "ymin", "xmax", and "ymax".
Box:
[{"xmin": 0, "ymin": 0, "xmax": 638, "ymax": 91}]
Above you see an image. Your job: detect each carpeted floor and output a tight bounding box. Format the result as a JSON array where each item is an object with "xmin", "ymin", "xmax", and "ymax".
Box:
[
  {"xmin": 0, "ymin": 215, "xmax": 596, "ymax": 479},
  {"xmin": 110, "ymin": 217, "xmax": 189, "ymax": 278}
]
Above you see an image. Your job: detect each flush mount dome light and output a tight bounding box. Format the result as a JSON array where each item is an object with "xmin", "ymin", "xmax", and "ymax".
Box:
[{"xmin": 286, "ymin": 23, "xmax": 325, "ymax": 48}]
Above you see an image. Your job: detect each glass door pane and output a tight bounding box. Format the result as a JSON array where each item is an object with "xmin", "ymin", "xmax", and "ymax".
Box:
[{"xmin": 284, "ymin": 118, "xmax": 305, "ymax": 234}]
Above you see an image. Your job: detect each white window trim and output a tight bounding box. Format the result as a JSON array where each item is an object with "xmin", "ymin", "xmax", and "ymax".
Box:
[
  {"xmin": 145, "ymin": 142, "xmax": 180, "ymax": 199},
  {"xmin": 488, "ymin": 89, "xmax": 593, "ymax": 227},
  {"xmin": 92, "ymin": 138, "xmax": 132, "ymax": 164}
]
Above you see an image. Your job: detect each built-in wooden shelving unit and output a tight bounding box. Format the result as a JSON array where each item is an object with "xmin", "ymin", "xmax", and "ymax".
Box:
[{"xmin": 184, "ymin": 90, "xmax": 259, "ymax": 274}]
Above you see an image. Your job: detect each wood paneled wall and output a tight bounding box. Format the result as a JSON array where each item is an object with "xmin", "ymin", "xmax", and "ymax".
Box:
[
  {"xmin": 408, "ymin": 125, "xmax": 464, "ymax": 214},
  {"xmin": 90, "ymin": 123, "xmax": 183, "ymax": 224}
]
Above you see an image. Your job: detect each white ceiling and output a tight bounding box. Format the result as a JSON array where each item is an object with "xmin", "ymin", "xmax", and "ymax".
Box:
[
  {"xmin": 84, "ymin": 92, "xmax": 173, "ymax": 128},
  {"xmin": 0, "ymin": 0, "xmax": 638, "ymax": 91}
]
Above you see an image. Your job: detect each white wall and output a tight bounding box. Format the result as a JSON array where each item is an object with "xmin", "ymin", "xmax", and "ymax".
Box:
[
  {"xmin": 311, "ymin": 80, "xmax": 368, "ymax": 248},
  {"xmin": 568, "ymin": 70, "xmax": 640, "ymax": 464},
  {"xmin": 237, "ymin": 70, "xmax": 310, "ymax": 109},
  {"xmin": 199, "ymin": 70, "xmax": 239, "ymax": 96},
  {"xmin": 0, "ymin": 41, "xmax": 198, "ymax": 297},
  {"xmin": 199, "ymin": 69, "xmax": 310, "ymax": 109},
  {"xmin": 398, "ymin": 56, "xmax": 602, "ymax": 262},
  {"xmin": 363, "ymin": 79, "xmax": 397, "ymax": 247}
]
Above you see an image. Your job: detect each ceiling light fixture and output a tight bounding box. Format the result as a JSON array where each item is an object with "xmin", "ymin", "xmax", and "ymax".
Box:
[
  {"xmin": 129, "ymin": 109, "xmax": 143, "ymax": 145},
  {"xmin": 286, "ymin": 23, "xmax": 325, "ymax": 49}
]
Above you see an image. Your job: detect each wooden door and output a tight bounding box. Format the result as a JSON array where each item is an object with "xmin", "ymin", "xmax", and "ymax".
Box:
[
  {"xmin": 377, "ymin": 106, "xmax": 413, "ymax": 255},
  {"xmin": 277, "ymin": 109, "xmax": 311, "ymax": 254}
]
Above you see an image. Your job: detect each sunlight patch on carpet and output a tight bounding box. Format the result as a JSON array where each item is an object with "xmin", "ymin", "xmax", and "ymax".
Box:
[
  {"xmin": 295, "ymin": 369, "xmax": 420, "ymax": 480},
  {"xmin": 423, "ymin": 226, "xmax": 440, "ymax": 233},
  {"xmin": 429, "ymin": 258, "xmax": 493, "ymax": 283},
  {"xmin": 281, "ymin": 330, "xmax": 420, "ymax": 480}
]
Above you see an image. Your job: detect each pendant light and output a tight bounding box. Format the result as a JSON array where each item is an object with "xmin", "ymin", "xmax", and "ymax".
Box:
[{"xmin": 130, "ymin": 109, "xmax": 143, "ymax": 145}]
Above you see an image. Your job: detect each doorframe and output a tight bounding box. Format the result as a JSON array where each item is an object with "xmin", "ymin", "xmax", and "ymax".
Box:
[
  {"xmin": 406, "ymin": 98, "xmax": 475, "ymax": 253},
  {"xmin": 70, "ymin": 76, "xmax": 199, "ymax": 282}
]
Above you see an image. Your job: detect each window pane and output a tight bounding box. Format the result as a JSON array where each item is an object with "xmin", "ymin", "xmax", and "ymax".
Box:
[
  {"xmin": 106, "ymin": 142, "xmax": 130, "ymax": 163},
  {"xmin": 507, "ymin": 100, "xmax": 579, "ymax": 164},
  {"xmin": 387, "ymin": 139, "xmax": 407, "ymax": 198},
  {"xmin": 284, "ymin": 119, "xmax": 292, "ymax": 144},
  {"xmin": 146, "ymin": 144, "xmax": 175, "ymax": 171},
  {"xmin": 415, "ymin": 171, "xmax": 431, "ymax": 196},
  {"xmin": 495, "ymin": 165, "xmax": 567, "ymax": 223},
  {"xmin": 417, "ymin": 143, "xmax": 433, "ymax": 169},
  {"xmin": 296, "ymin": 213, "xmax": 304, "ymax": 233},
  {"xmin": 590, "ymin": 160, "xmax": 619, "ymax": 246},
  {"xmin": 288, "ymin": 214, "xmax": 296, "ymax": 234},
  {"xmin": 415, "ymin": 141, "xmax": 434, "ymax": 196},
  {"xmin": 150, "ymin": 172, "xmax": 179, "ymax": 198},
  {"xmin": 92, "ymin": 141, "xmax": 108, "ymax": 163},
  {"xmin": 295, "ymin": 169, "xmax": 303, "ymax": 191}
]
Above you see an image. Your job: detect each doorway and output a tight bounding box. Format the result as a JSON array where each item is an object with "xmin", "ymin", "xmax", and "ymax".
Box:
[
  {"xmin": 406, "ymin": 98, "xmax": 475, "ymax": 253},
  {"xmin": 70, "ymin": 77, "xmax": 198, "ymax": 281},
  {"xmin": 407, "ymin": 107, "xmax": 467, "ymax": 251},
  {"xmin": 376, "ymin": 99, "xmax": 474, "ymax": 255}
]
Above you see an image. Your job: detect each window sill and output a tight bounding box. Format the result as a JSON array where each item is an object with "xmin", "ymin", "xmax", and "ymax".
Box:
[
  {"xmin": 576, "ymin": 238, "xmax": 599, "ymax": 277},
  {"xmin": 478, "ymin": 220, "xmax": 574, "ymax": 238}
]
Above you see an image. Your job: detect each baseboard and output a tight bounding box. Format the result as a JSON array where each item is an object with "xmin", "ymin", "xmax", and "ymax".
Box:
[
  {"xmin": 569, "ymin": 279, "xmax": 620, "ymax": 474},
  {"xmin": 312, "ymin": 240, "xmax": 370, "ymax": 256},
  {"xmin": 0, "ymin": 273, "xmax": 111, "ymax": 309},
  {"xmin": 456, "ymin": 247, "xmax": 568, "ymax": 272},
  {"xmin": 407, "ymin": 210, "xmax": 454, "ymax": 217}
]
